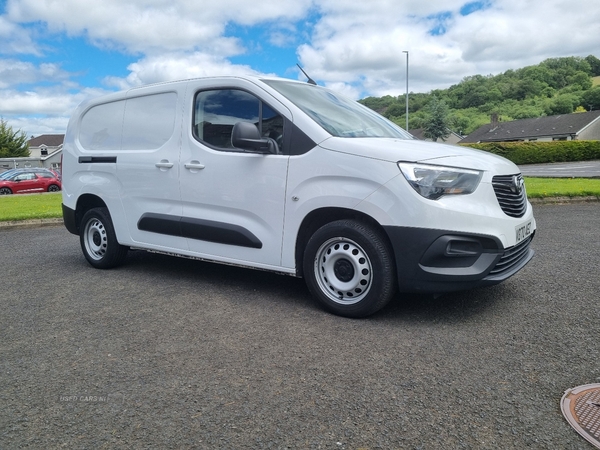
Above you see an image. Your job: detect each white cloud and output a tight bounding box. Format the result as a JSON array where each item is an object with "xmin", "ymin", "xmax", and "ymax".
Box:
[
  {"xmin": 0, "ymin": 86, "xmax": 111, "ymax": 136},
  {"xmin": 0, "ymin": 14, "xmax": 40, "ymax": 55},
  {"xmin": 6, "ymin": 115, "xmax": 70, "ymax": 138},
  {"xmin": 6, "ymin": 0, "xmax": 313, "ymax": 54},
  {"xmin": 103, "ymin": 52, "xmax": 272, "ymax": 89},
  {"xmin": 2, "ymin": 0, "xmax": 600, "ymax": 135},
  {"xmin": 297, "ymin": 0, "xmax": 600, "ymax": 97},
  {"xmin": 448, "ymin": 0, "xmax": 600, "ymax": 67},
  {"xmin": 0, "ymin": 59, "xmax": 71, "ymax": 88}
]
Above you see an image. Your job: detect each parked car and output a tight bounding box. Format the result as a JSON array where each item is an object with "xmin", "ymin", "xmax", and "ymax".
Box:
[
  {"xmin": 1, "ymin": 168, "xmax": 60, "ymax": 179},
  {"xmin": 0, "ymin": 169, "xmax": 62, "ymax": 194},
  {"xmin": 62, "ymin": 75, "xmax": 535, "ymax": 318}
]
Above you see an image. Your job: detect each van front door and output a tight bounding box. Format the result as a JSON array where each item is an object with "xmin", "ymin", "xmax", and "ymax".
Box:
[{"xmin": 179, "ymin": 86, "xmax": 290, "ymax": 269}]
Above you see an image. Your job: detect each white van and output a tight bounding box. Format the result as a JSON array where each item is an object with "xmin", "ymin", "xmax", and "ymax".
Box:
[{"xmin": 62, "ymin": 76, "xmax": 535, "ymax": 317}]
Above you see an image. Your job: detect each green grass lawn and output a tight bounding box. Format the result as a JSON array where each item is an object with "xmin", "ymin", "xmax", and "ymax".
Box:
[
  {"xmin": 0, "ymin": 192, "xmax": 63, "ymax": 222},
  {"xmin": 0, "ymin": 179, "xmax": 598, "ymax": 222},
  {"xmin": 524, "ymin": 177, "xmax": 600, "ymax": 198}
]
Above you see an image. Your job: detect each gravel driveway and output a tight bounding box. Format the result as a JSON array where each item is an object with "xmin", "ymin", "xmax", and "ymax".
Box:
[{"xmin": 1, "ymin": 203, "xmax": 599, "ymax": 449}]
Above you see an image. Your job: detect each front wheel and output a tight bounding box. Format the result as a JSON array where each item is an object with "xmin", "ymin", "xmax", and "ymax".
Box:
[
  {"xmin": 80, "ymin": 207, "xmax": 128, "ymax": 269},
  {"xmin": 0, "ymin": 187, "xmax": 12, "ymax": 195},
  {"xmin": 303, "ymin": 219, "xmax": 397, "ymax": 318}
]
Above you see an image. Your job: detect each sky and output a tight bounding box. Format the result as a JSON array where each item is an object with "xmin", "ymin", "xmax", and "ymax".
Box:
[{"xmin": 1, "ymin": 0, "xmax": 599, "ymax": 137}]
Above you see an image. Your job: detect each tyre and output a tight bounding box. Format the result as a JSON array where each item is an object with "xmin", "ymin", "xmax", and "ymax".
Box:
[
  {"xmin": 48, "ymin": 184, "xmax": 61, "ymax": 192},
  {"xmin": 0, "ymin": 187, "xmax": 12, "ymax": 195},
  {"xmin": 80, "ymin": 207, "xmax": 128, "ymax": 269},
  {"xmin": 303, "ymin": 219, "xmax": 396, "ymax": 318}
]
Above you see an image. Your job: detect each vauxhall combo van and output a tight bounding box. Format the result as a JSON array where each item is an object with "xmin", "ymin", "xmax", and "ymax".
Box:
[{"xmin": 62, "ymin": 76, "xmax": 535, "ymax": 317}]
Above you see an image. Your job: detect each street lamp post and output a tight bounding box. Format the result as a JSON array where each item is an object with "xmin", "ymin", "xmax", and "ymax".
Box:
[{"xmin": 403, "ymin": 51, "xmax": 409, "ymax": 132}]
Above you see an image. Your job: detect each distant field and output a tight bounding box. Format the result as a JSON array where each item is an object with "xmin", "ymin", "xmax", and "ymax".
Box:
[{"xmin": 593, "ymin": 76, "xmax": 600, "ymax": 87}]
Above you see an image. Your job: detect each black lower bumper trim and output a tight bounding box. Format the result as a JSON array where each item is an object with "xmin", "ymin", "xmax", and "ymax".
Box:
[
  {"xmin": 62, "ymin": 204, "xmax": 78, "ymax": 235},
  {"xmin": 383, "ymin": 226, "xmax": 533, "ymax": 294}
]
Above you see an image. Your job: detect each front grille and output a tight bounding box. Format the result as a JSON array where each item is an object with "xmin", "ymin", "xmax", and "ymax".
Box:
[
  {"xmin": 488, "ymin": 235, "xmax": 533, "ymax": 276},
  {"xmin": 492, "ymin": 174, "xmax": 527, "ymax": 218}
]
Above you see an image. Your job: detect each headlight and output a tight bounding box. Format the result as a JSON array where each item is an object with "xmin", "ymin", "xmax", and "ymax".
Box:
[{"xmin": 398, "ymin": 162, "xmax": 483, "ymax": 200}]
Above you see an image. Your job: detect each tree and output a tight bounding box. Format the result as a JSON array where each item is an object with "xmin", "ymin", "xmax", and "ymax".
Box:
[
  {"xmin": 585, "ymin": 55, "xmax": 600, "ymax": 76},
  {"xmin": 0, "ymin": 119, "xmax": 29, "ymax": 158},
  {"xmin": 545, "ymin": 93, "xmax": 579, "ymax": 115},
  {"xmin": 567, "ymin": 71, "xmax": 593, "ymax": 91},
  {"xmin": 423, "ymin": 97, "xmax": 451, "ymax": 142},
  {"xmin": 582, "ymin": 87, "xmax": 600, "ymax": 111}
]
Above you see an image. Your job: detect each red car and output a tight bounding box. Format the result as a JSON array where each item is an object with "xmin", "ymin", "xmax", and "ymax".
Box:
[{"xmin": 0, "ymin": 169, "xmax": 62, "ymax": 195}]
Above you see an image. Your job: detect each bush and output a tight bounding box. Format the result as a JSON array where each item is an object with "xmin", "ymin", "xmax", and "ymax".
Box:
[{"xmin": 460, "ymin": 140, "xmax": 600, "ymax": 164}]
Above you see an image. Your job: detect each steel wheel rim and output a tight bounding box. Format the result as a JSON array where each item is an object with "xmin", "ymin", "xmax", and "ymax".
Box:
[
  {"xmin": 83, "ymin": 218, "xmax": 108, "ymax": 261},
  {"xmin": 314, "ymin": 237, "xmax": 373, "ymax": 305}
]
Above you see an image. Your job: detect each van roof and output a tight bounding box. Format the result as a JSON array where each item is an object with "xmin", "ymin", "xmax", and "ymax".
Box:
[{"xmin": 126, "ymin": 75, "xmax": 307, "ymax": 93}]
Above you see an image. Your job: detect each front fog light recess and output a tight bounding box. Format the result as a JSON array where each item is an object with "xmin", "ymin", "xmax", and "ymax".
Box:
[{"xmin": 398, "ymin": 162, "xmax": 483, "ymax": 200}]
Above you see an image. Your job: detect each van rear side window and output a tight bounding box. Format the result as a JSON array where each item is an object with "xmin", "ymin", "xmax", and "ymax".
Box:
[
  {"xmin": 79, "ymin": 92, "xmax": 177, "ymax": 151},
  {"xmin": 79, "ymin": 100, "xmax": 124, "ymax": 150}
]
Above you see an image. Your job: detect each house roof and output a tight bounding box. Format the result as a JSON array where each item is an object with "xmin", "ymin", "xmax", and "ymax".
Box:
[
  {"xmin": 460, "ymin": 110, "xmax": 600, "ymax": 143},
  {"xmin": 27, "ymin": 134, "xmax": 65, "ymax": 147}
]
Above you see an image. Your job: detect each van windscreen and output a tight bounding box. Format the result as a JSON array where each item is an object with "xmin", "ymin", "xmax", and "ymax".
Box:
[{"xmin": 262, "ymin": 80, "xmax": 412, "ymax": 139}]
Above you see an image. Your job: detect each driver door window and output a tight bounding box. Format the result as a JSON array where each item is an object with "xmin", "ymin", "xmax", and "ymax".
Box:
[{"xmin": 194, "ymin": 89, "xmax": 284, "ymax": 152}]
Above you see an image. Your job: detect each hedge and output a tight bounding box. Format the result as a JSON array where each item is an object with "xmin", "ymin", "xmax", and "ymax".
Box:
[{"xmin": 460, "ymin": 140, "xmax": 600, "ymax": 165}]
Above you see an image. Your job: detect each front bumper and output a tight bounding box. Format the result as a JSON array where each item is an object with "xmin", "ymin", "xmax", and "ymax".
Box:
[{"xmin": 383, "ymin": 226, "xmax": 534, "ymax": 294}]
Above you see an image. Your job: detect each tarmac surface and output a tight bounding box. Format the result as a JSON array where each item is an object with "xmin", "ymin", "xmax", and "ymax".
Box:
[
  {"xmin": 0, "ymin": 203, "xmax": 599, "ymax": 449},
  {"xmin": 519, "ymin": 160, "xmax": 600, "ymax": 178}
]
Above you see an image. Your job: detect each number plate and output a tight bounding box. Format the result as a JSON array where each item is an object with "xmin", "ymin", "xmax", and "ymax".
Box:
[{"xmin": 515, "ymin": 220, "xmax": 533, "ymax": 244}]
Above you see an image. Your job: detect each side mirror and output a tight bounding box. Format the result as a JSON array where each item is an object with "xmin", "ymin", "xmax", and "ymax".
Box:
[{"xmin": 231, "ymin": 122, "xmax": 278, "ymax": 154}]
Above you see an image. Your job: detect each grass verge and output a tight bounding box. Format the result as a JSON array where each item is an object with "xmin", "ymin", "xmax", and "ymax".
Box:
[
  {"xmin": 0, "ymin": 193, "xmax": 63, "ymax": 222},
  {"xmin": 524, "ymin": 177, "xmax": 600, "ymax": 198},
  {"xmin": 0, "ymin": 179, "xmax": 598, "ymax": 223}
]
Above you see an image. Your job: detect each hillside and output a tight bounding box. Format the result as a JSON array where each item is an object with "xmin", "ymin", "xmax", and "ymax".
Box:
[{"xmin": 359, "ymin": 55, "xmax": 600, "ymax": 135}]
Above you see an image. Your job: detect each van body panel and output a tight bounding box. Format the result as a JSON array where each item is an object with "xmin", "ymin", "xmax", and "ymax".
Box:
[
  {"xmin": 319, "ymin": 137, "xmax": 518, "ymax": 172},
  {"xmin": 280, "ymin": 148, "xmax": 401, "ymax": 269}
]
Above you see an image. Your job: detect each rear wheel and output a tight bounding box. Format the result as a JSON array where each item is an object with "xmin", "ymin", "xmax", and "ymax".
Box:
[
  {"xmin": 303, "ymin": 219, "xmax": 396, "ymax": 318},
  {"xmin": 0, "ymin": 187, "xmax": 12, "ymax": 195},
  {"xmin": 80, "ymin": 207, "xmax": 128, "ymax": 269},
  {"xmin": 47, "ymin": 184, "xmax": 60, "ymax": 192}
]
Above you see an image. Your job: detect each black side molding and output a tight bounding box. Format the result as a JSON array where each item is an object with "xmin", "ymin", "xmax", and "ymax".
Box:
[
  {"xmin": 138, "ymin": 213, "xmax": 262, "ymax": 249},
  {"xmin": 78, "ymin": 156, "xmax": 117, "ymax": 163}
]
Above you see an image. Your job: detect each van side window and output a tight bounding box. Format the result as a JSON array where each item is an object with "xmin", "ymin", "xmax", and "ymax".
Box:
[
  {"xmin": 121, "ymin": 93, "xmax": 177, "ymax": 150},
  {"xmin": 79, "ymin": 100, "xmax": 125, "ymax": 150},
  {"xmin": 79, "ymin": 92, "xmax": 177, "ymax": 151},
  {"xmin": 194, "ymin": 89, "xmax": 284, "ymax": 151}
]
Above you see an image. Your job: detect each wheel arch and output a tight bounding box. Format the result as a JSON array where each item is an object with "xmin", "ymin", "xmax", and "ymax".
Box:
[
  {"xmin": 73, "ymin": 194, "xmax": 108, "ymax": 234},
  {"xmin": 294, "ymin": 207, "xmax": 393, "ymax": 278}
]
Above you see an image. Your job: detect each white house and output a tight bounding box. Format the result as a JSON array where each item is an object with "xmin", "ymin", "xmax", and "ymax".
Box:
[{"xmin": 0, "ymin": 134, "xmax": 64, "ymax": 171}]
